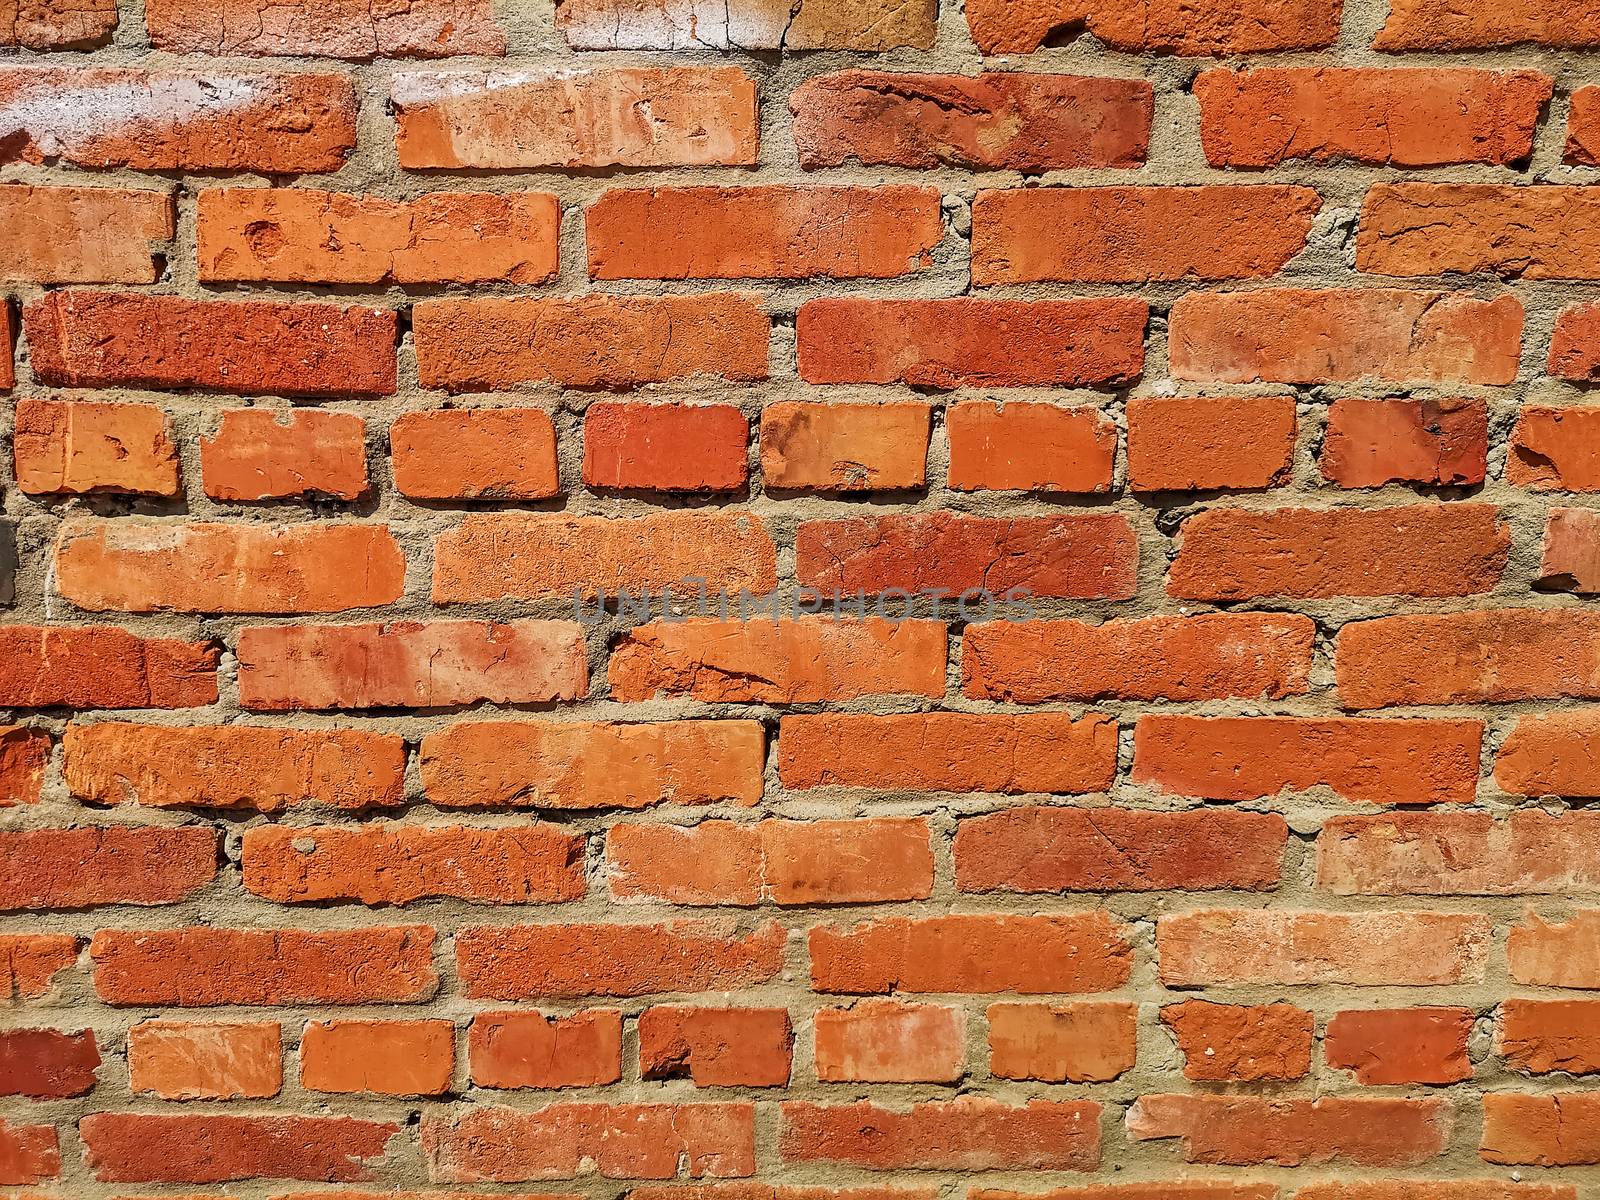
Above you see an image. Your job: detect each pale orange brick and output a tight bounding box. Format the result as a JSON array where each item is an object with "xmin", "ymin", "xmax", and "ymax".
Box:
[
  {"xmin": 760, "ymin": 402, "xmax": 931, "ymax": 492},
  {"xmin": 127, "ymin": 1021, "xmax": 282, "ymax": 1100},
  {"xmin": 947, "ymin": 402, "xmax": 1116, "ymax": 493},
  {"xmin": 988, "ymin": 1001, "xmax": 1137, "ymax": 1082},
  {"xmin": 200, "ymin": 409, "xmax": 368, "ymax": 502},
  {"xmin": 14, "ymin": 400, "xmax": 179, "ymax": 497}
]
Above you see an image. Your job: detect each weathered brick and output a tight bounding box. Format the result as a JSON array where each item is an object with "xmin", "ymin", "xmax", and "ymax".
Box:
[
  {"xmin": 415, "ymin": 295, "xmax": 768, "ymax": 391},
  {"xmin": 0, "ymin": 935, "xmax": 78, "ymax": 1001},
  {"xmin": 64, "ymin": 723, "xmax": 405, "ymax": 812},
  {"xmin": 974, "ymin": 186, "xmax": 1318, "ymax": 283},
  {"xmin": 199, "ymin": 409, "xmax": 367, "ymax": 502},
  {"xmin": 760, "ymin": 401, "xmax": 931, "ymax": 492},
  {"xmin": 974, "ymin": 1187, "xmax": 1279, "ymax": 1200},
  {"xmin": 91, "ymin": 927, "xmax": 437, "ymax": 1007},
  {"xmin": 80, "ymin": 1113, "xmax": 398, "ymax": 1183},
  {"xmin": 243, "ymin": 824, "xmax": 585, "ymax": 905},
  {"xmin": 965, "ymin": 0, "xmax": 1338, "ymax": 53},
  {"xmin": 781, "ymin": 712, "xmax": 1117, "ymax": 795},
  {"xmin": 810, "ymin": 913, "xmax": 1131, "ymax": 994},
  {"xmin": 1567, "ymin": 86, "xmax": 1600, "ymax": 164},
  {"xmin": 1168, "ymin": 505, "xmax": 1508, "ymax": 599},
  {"xmin": 556, "ymin": 0, "xmax": 933, "ymax": 49},
  {"xmin": 1509, "ymin": 910, "xmax": 1600, "ymax": 987},
  {"xmin": 1361, "ymin": 184, "xmax": 1600, "ymax": 279},
  {"xmin": 798, "ymin": 298, "xmax": 1145, "ymax": 388},
  {"xmin": 1509, "ymin": 407, "xmax": 1600, "ymax": 491},
  {"xmin": 457, "ymin": 920, "xmax": 784, "ymax": 998},
  {"xmin": 781, "ymin": 1099, "xmax": 1101, "ymax": 1171},
  {"xmin": 393, "ymin": 67, "xmax": 757, "ymax": 168},
  {"xmin": 237, "ymin": 619, "xmax": 587, "ymax": 710},
  {"xmin": 128, "ymin": 1020, "xmax": 282, "ymax": 1100},
  {"xmin": 640, "ymin": 1007, "xmax": 792, "ymax": 1086},
  {"xmin": 946, "ymin": 402, "xmax": 1116, "ymax": 493},
  {"xmin": 27, "ymin": 291, "xmax": 395, "ymax": 397},
  {"xmin": 0, "ymin": 726, "xmax": 48, "ymax": 806},
  {"xmin": 583, "ymin": 402, "xmax": 749, "ymax": 492},
  {"xmin": 1126, "ymin": 395, "xmax": 1297, "ymax": 492},
  {"xmin": 1376, "ymin": 0, "xmax": 1600, "ymax": 48},
  {"xmin": 1498, "ymin": 711, "xmax": 1600, "ymax": 796},
  {"xmin": 1161, "ymin": 1001, "xmax": 1313, "ymax": 1081},
  {"xmin": 1549, "ymin": 302, "xmax": 1600, "ymax": 380},
  {"xmin": 14, "ymin": 399, "xmax": 180, "ymax": 497},
  {"xmin": 1, "ymin": 0, "xmax": 116, "ymax": 46},
  {"xmin": 796, "ymin": 512, "xmax": 1137, "ymax": 599},
  {"xmin": 0, "ymin": 827, "xmax": 216, "ymax": 910},
  {"xmin": 1496, "ymin": 1000, "xmax": 1600, "ymax": 1075},
  {"xmin": 300, "ymin": 1019, "xmax": 454, "ymax": 1096},
  {"xmin": 392, "ymin": 408, "xmax": 561, "ymax": 500},
  {"xmin": 1295, "ymin": 1184, "xmax": 1572, "ymax": 1200},
  {"xmin": 1196, "ymin": 68, "xmax": 1550, "ymax": 166},
  {"xmin": 1156, "ymin": 910, "xmax": 1489, "ymax": 986},
  {"xmin": 588, "ymin": 186, "xmax": 942, "ymax": 280},
  {"xmin": 0, "ymin": 1029, "xmax": 98, "ymax": 1098},
  {"xmin": 0, "ymin": 68, "xmax": 357, "ymax": 172},
  {"xmin": 147, "ymin": 0, "xmax": 504, "ymax": 57},
  {"xmin": 420, "ymin": 720, "xmax": 764, "ymax": 809},
  {"xmin": 0, "ymin": 626, "xmax": 218, "ymax": 709},
  {"xmin": 790, "ymin": 72, "xmax": 1152, "ymax": 171},
  {"xmin": 0, "ymin": 184, "xmax": 171, "ymax": 282},
  {"xmin": 1168, "ymin": 289, "xmax": 1522, "ymax": 385},
  {"xmin": 988, "ymin": 1001, "xmax": 1137, "ymax": 1083},
  {"xmin": 814, "ymin": 1001, "xmax": 964, "ymax": 1083},
  {"xmin": 954, "ymin": 808, "xmax": 1286, "ymax": 893},
  {"xmin": 1325, "ymin": 1007, "xmax": 1474, "ymax": 1084},
  {"xmin": 1538, "ymin": 508, "xmax": 1600, "ymax": 592},
  {"xmin": 0, "ymin": 1119, "xmax": 59, "ymax": 1185},
  {"xmin": 1321, "ymin": 397, "xmax": 1487, "ymax": 487},
  {"xmin": 1481, "ymin": 1093, "xmax": 1600, "ymax": 1165},
  {"xmin": 470, "ymin": 1009, "xmax": 623, "ymax": 1088},
  {"xmin": 1127, "ymin": 1095, "xmax": 1449, "ymax": 1168}
]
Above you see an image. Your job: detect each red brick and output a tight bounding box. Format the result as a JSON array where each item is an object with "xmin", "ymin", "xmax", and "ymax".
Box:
[
  {"xmin": 583, "ymin": 402, "xmax": 749, "ymax": 492},
  {"xmin": 974, "ymin": 186, "xmax": 1318, "ymax": 284},
  {"xmin": 1168, "ymin": 505, "xmax": 1508, "ymax": 599},
  {"xmin": 611, "ymin": 618, "xmax": 944, "ymax": 703},
  {"xmin": 65, "ymin": 723, "xmax": 405, "ymax": 812},
  {"xmin": 759, "ymin": 401, "xmax": 930, "ymax": 492},
  {"xmin": 1538, "ymin": 508, "xmax": 1600, "ymax": 592},
  {"xmin": 1336, "ymin": 610, "xmax": 1600, "ymax": 708},
  {"xmin": 810, "ymin": 913, "xmax": 1130, "ymax": 995},
  {"xmin": 1510, "ymin": 910, "xmax": 1600, "ymax": 986},
  {"xmin": 243, "ymin": 823, "xmax": 585, "ymax": 905},
  {"xmin": 0, "ymin": 827, "xmax": 216, "ymax": 910},
  {"xmin": 1361, "ymin": 184, "xmax": 1600, "ymax": 279},
  {"xmin": 1127, "ymin": 1095, "xmax": 1449, "ymax": 1168},
  {"xmin": 237, "ymin": 619, "xmax": 587, "ymax": 710},
  {"xmin": 781, "ymin": 1099, "xmax": 1100, "ymax": 1171},
  {"xmin": 14, "ymin": 399, "xmax": 180, "ymax": 497},
  {"xmin": 797, "ymin": 512, "xmax": 1137, "ymax": 600},
  {"xmin": 0, "ymin": 68, "xmax": 356, "ymax": 172},
  {"xmin": 954, "ymin": 807, "xmax": 1286, "ymax": 893},
  {"xmin": 470, "ymin": 1010, "xmax": 623, "ymax": 1089},
  {"xmin": 300, "ymin": 1019, "xmax": 453, "ymax": 1097},
  {"xmin": 128, "ymin": 1020, "xmax": 282, "ymax": 1100},
  {"xmin": 1169, "ymin": 289, "xmax": 1522, "ymax": 385},
  {"xmin": 420, "ymin": 719, "xmax": 764, "ymax": 810},
  {"xmin": 1509, "ymin": 407, "xmax": 1600, "ymax": 491},
  {"xmin": 0, "ymin": 625, "xmax": 218, "ymax": 709},
  {"xmin": 1481, "ymin": 1093, "xmax": 1600, "ymax": 1165},
  {"xmin": 556, "ymin": 0, "xmax": 933, "ymax": 49},
  {"xmin": 1326, "ymin": 1008, "xmax": 1473, "ymax": 1084},
  {"xmin": 1196, "ymin": 68, "xmax": 1550, "ymax": 166},
  {"xmin": 1549, "ymin": 302, "xmax": 1600, "ymax": 380},
  {"xmin": 1156, "ymin": 909, "xmax": 1488, "ymax": 986},
  {"xmin": 200, "ymin": 410, "xmax": 367, "ymax": 501},
  {"xmin": 148, "ymin": 0, "xmax": 503, "ymax": 57},
  {"xmin": 1568, "ymin": 86, "xmax": 1600, "ymax": 164},
  {"xmin": 964, "ymin": 613, "xmax": 1314, "ymax": 702},
  {"xmin": 0, "ymin": 1029, "xmax": 98, "ymax": 1098},
  {"xmin": 0, "ymin": 300, "xmax": 12, "ymax": 390},
  {"xmin": 1376, "ymin": 0, "xmax": 1600, "ymax": 48},
  {"xmin": 790, "ymin": 71, "xmax": 1151, "ymax": 171},
  {"xmin": 91, "ymin": 926, "xmax": 437, "ymax": 1006},
  {"xmin": 1295, "ymin": 1184, "xmax": 1573, "ymax": 1200},
  {"xmin": 1133, "ymin": 715, "xmax": 1481, "ymax": 804},
  {"xmin": 966, "ymin": 0, "xmax": 1337, "ymax": 52},
  {"xmin": 457, "ymin": 920, "xmax": 784, "ymax": 999},
  {"xmin": 1160, "ymin": 1001, "xmax": 1313, "ymax": 1082},
  {"xmin": 434, "ymin": 512, "xmax": 775, "ymax": 601},
  {"xmin": 393, "ymin": 67, "xmax": 757, "ymax": 169},
  {"xmin": 814, "ymin": 1001, "xmax": 963, "ymax": 1083},
  {"xmin": 608, "ymin": 818, "xmax": 933, "ymax": 905},
  {"xmin": 0, "ymin": 184, "xmax": 171, "ymax": 282},
  {"xmin": 988, "ymin": 1001, "xmax": 1137, "ymax": 1083},
  {"xmin": 947, "ymin": 402, "xmax": 1115, "ymax": 493},
  {"xmin": 1497, "ymin": 711, "xmax": 1600, "ymax": 796},
  {"xmin": 1321, "ymin": 397, "xmax": 1487, "ymax": 487},
  {"xmin": 27, "ymin": 291, "xmax": 394, "ymax": 397},
  {"xmin": 1126, "ymin": 396, "xmax": 1297, "ymax": 491},
  {"xmin": 423, "ymin": 1104, "xmax": 756, "ymax": 1181},
  {"xmin": 55, "ymin": 519, "xmax": 405, "ymax": 614},
  {"xmin": 0, "ymin": 935, "xmax": 77, "ymax": 1001},
  {"xmin": 392, "ymin": 408, "xmax": 560, "ymax": 500},
  {"xmin": 637, "ymin": 1186, "xmax": 939, "ymax": 1200},
  {"xmin": 0, "ymin": 727, "xmax": 48, "ymax": 806},
  {"xmin": 80, "ymin": 1113, "xmax": 397, "ymax": 1184},
  {"xmin": 797, "ymin": 298, "xmax": 1145, "ymax": 388},
  {"xmin": 1, "ymin": 0, "xmax": 115, "ymax": 47},
  {"xmin": 781, "ymin": 712, "xmax": 1116, "ymax": 795},
  {"xmin": 1497, "ymin": 1000, "xmax": 1600, "ymax": 1075},
  {"xmin": 640, "ymin": 1007, "xmax": 792, "ymax": 1086},
  {"xmin": 412, "ymin": 292, "xmax": 768, "ymax": 390},
  {"xmin": 1319, "ymin": 812, "xmax": 1600, "ymax": 896},
  {"xmin": 0, "ymin": 1120, "xmax": 59, "ymax": 1185},
  {"xmin": 974, "ymin": 1187, "xmax": 1279, "ymax": 1200},
  {"xmin": 588, "ymin": 186, "xmax": 941, "ymax": 280}
]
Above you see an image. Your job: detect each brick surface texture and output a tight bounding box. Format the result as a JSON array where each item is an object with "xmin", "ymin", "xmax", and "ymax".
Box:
[{"xmin": 0, "ymin": 0, "xmax": 1597, "ymax": 1195}]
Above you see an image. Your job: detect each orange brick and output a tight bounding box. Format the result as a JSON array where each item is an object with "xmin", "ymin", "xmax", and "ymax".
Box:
[
  {"xmin": 1568, "ymin": 86, "xmax": 1600, "ymax": 164},
  {"xmin": 966, "ymin": 0, "xmax": 1338, "ymax": 53},
  {"xmin": 558, "ymin": 0, "xmax": 932, "ymax": 48},
  {"xmin": 128, "ymin": 1021, "xmax": 282, "ymax": 1100},
  {"xmin": 0, "ymin": 727, "xmax": 49, "ymax": 807},
  {"xmin": 1538, "ymin": 508, "xmax": 1600, "ymax": 593},
  {"xmin": 946, "ymin": 402, "xmax": 1115, "ymax": 493},
  {"xmin": 470, "ymin": 1010, "xmax": 622, "ymax": 1089},
  {"xmin": 1482, "ymin": 1093, "xmax": 1600, "ymax": 1165},
  {"xmin": 300, "ymin": 1019, "xmax": 453, "ymax": 1096},
  {"xmin": 0, "ymin": 827, "xmax": 216, "ymax": 909},
  {"xmin": 1497, "ymin": 711, "xmax": 1600, "ymax": 797},
  {"xmin": 391, "ymin": 408, "xmax": 560, "ymax": 500},
  {"xmin": 759, "ymin": 401, "xmax": 931, "ymax": 492},
  {"xmin": 1321, "ymin": 397, "xmax": 1487, "ymax": 487},
  {"xmin": 1510, "ymin": 911, "xmax": 1600, "ymax": 987},
  {"xmin": 147, "ymin": 0, "xmax": 504, "ymax": 55},
  {"xmin": 814, "ymin": 1001, "xmax": 964, "ymax": 1083},
  {"xmin": 1161, "ymin": 1001, "xmax": 1313, "ymax": 1081},
  {"xmin": 0, "ymin": 935, "xmax": 79, "ymax": 1001},
  {"xmin": 781, "ymin": 1099, "xmax": 1100, "ymax": 1171},
  {"xmin": 1509, "ymin": 407, "xmax": 1600, "ymax": 491},
  {"xmin": 201, "ymin": 409, "xmax": 367, "ymax": 501},
  {"xmin": 1549, "ymin": 302, "xmax": 1600, "ymax": 380},
  {"xmin": 583, "ymin": 402, "xmax": 749, "ymax": 493},
  {"xmin": 1126, "ymin": 396, "xmax": 1297, "ymax": 492},
  {"xmin": 1326, "ymin": 1008, "xmax": 1474, "ymax": 1084},
  {"xmin": 988, "ymin": 1001, "xmax": 1137, "ymax": 1082},
  {"xmin": 81, "ymin": 1112, "xmax": 397, "ymax": 1184},
  {"xmin": 1377, "ymin": 0, "xmax": 1600, "ymax": 48},
  {"xmin": 13, "ymin": 399, "xmax": 179, "ymax": 497},
  {"xmin": 0, "ymin": 183, "xmax": 172, "ymax": 282},
  {"xmin": 1, "ymin": 0, "xmax": 115, "ymax": 47},
  {"xmin": 1127, "ymin": 1095, "xmax": 1449, "ymax": 1168},
  {"xmin": 640, "ymin": 1007, "xmax": 793, "ymax": 1086}
]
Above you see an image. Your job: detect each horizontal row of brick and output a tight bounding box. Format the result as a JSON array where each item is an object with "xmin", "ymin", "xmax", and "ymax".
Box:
[{"xmin": 1, "ymin": 65, "xmax": 1598, "ymax": 173}]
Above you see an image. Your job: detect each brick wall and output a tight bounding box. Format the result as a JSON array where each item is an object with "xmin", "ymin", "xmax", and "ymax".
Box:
[{"xmin": 1, "ymin": 0, "xmax": 1599, "ymax": 1195}]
